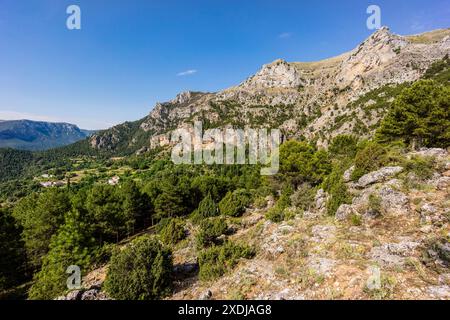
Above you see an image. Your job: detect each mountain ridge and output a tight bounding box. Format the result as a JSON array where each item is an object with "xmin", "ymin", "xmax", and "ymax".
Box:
[
  {"xmin": 86, "ymin": 26, "xmax": 449, "ymax": 155},
  {"xmin": 0, "ymin": 119, "xmax": 95, "ymax": 151}
]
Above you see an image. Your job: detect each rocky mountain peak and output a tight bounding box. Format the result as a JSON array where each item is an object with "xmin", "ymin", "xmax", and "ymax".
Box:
[
  {"xmin": 171, "ymin": 91, "xmax": 194, "ymax": 105},
  {"xmin": 240, "ymin": 58, "xmax": 305, "ymax": 89}
]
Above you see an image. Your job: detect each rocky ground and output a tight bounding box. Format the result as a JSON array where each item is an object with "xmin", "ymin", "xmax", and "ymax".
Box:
[{"xmin": 60, "ymin": 148, "xmax": 450, "ymax": 301}]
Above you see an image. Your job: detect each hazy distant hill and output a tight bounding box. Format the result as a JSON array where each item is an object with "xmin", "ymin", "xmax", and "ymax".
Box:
[{"xmin": 0, "ymin": 119, "xmax": 95, "ymax": 151}]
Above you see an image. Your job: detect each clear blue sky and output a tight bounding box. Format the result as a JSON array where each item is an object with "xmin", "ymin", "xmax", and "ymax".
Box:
[{"xmin": 0, "ymin": 0, "xmax": 449, "ymax": 129}]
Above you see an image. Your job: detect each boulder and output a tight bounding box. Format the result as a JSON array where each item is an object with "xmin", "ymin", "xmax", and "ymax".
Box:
[
  {"xmin": 65, "ymin": 290, "xmax": 82, "ymax": 300},
  {"xmin": 357, "ymin": 166, "xmax": 403, "ymax": 188},
  {"xmin": 199, "ymin": 290, "xmax": 212, "ymax": 300},
  {"xmin": 80, "ymin": 287, "xmax": 109, "ymax": 300},
  {"xmin": 335, "ymin": 204, "xmax": 356, "ymax": 221},
  {"xmin": 314, "ymin": 189, "xmax": 328, "ymax": 213},
  {"xmin": 343, "ymin": 166, "xmax": 355, "ymax": 182},
  {"xmin": 378, "ymin": 184, "xmax": 409, "ymax": 213},
  {"xmin": 370, "ymin": 240, "xmax": 420, "ymax": 267},
  {"xmin": 413, "ymin": 148, "xmax": 448, "ymax": 159}
]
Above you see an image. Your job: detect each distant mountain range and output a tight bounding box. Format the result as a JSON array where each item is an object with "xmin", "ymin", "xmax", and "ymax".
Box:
[{"xmin": 0, "ymin": 119, "xmax": 95, "ymax": 151}]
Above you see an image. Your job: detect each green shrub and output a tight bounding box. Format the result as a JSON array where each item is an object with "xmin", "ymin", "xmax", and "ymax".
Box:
[
  {"xmin": 329, "ymin": 135, "xmax": 359, "ymax": 159},
  {"xmin": 198, "ymin": 242, "xmax": 255, "ymax": 281},
  {"xmin": 323, "ymin": 167, "xmax": 352, "ymax": 216},
  {"xmin": 191, "ymin": 193, "xmax": 218, "ymax": 224},
  {"xmin": 368, "ymin": 193, "xmax": 382, "ymax": 216},
  {"xmin": 196, "ymin": 218, "xmax": 228, "ymax": 248},
  {"xmin": 351, "ymin": 141, "xmax": 388, "ymax": 180},
  {"xmin": 279, "ymin": 140, "xmax": 331, "ymax": 185},
  {"xmin": 104, "ymin": 236, "xmax": 172, "ymax": 300},
  {"xmin": 403, "ymin": 156, "xmax": 435, "ymax": 181},
  {"xmin": 290, "ymin": 183, "xmax": 316, "ymax": 211},
  {"xmin": 158, "ymin": 218, "xmax": 186, "ymax": 246},
  {"xmin": 218, "ymin": 189, "xmax": 252, "ymax": 217},
  {"xmin": 350, "ymin": 214, "xmax": 362, "ymax": 226},
  {"xmin": 265, "ymin": 207, "xmax": 285, "ymax": 223},
  {"xmin": 265, "ymin": 186, "xmax": 294, "ymax": 222},
  {"xmin": 253, "ymin": 196, "xmax": 268, "ymax": 209}
]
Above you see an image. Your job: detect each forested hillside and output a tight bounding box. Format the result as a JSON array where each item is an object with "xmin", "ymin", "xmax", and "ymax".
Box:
[{"xmin": 0, "ymin": 32, "xmax": 449, "ymax": 301}]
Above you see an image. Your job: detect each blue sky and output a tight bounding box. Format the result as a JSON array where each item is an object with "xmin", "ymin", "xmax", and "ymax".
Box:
[{"xmin": 0, "ymin": 0, "xmax": 449, "ymax": 129}]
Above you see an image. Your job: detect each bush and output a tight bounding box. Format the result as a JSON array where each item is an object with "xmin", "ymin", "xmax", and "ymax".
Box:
[
  {"xmin": 218, "ymin": 189, "xmax": 252, "ymax": 217},
  {"xmin": 265, "ymin": 186, "xmax": 294, "ymax": 222},
  {"xmin": 403, "ymin": 156, "xmax": 435, "ymax": 181},
  {"xmin": 351, "ymin": 141, "xmax": 388, "ymax": 180},
  {"xmin": 191, "ymin": 193, "xmax": 218, "ymax": 224},
  {"xmin": 198, "ymin": 242, "xmax": 255, "ymax": 281},
  {"xmin": 323, "ymin": 167, "xmax": 352, "ymax": 216},
  {"xmin": 104, "ymin": 236, "xmax": 172, "ymax": 300},
  {"xmin": 196, "ymin": 218, "xmax": 228, "ymax": 248},
  {"xmin": 368, "ymin": 193, "xmax": 382, "ymax": 216},
  {"xmin": 290, "ymin": 183, "xmax": 316, "ymax": 211},
  {"xmin": 329, "ymin": 135, "xmax": 359, "ymax": 159},
  {"xmin": 279, "ymin": 140, "xmax": 331, "ymax": 185},
  {"xmin": 158, "ymin": 218, "xmax": 186, "ymax": 246},
  {"xmin": 265, "ymin": 207, "xmax": 285, "ymax": 223}
]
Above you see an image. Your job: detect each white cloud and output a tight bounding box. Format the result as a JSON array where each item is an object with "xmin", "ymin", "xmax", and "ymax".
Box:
[
  {"xmin": 410, "ymin": 21, "xmax": 425, "ymax": 32},
  {"xmin": 177, "ymin": 69, "xmax": 198, "ymax": 76},
  {"xmin": 278, "ymin": 32, "xmax": 292, "ymax": 39}
]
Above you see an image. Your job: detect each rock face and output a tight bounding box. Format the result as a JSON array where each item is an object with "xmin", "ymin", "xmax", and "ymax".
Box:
[
  {"xmin": 370, "ymin": 240, "xmax": 420, "ymax": 267},
  {"xmin": 88, "ymin": 27, "xmax": 450, "ymax": 153},
  {"xmin": 314, "ymin": 189, "xmax": 328, "ymax": 214},
  {"xmin": 343, "ymin": 166, "xmax": 355, "ymax": 182},
  {"xmin": 335, "ymin": 204, "xmax": 356, "ymax": 221},
  {"xmin": 357, "ymin": 167, "xmax": 403, "ymax": 188},
  {"xmin": 56, "ymin": 286, "xmax": 109, "ymax": 301},
  {"xmin": 241, "ymin": 59, "xmax": 305, "ymax": 89}
]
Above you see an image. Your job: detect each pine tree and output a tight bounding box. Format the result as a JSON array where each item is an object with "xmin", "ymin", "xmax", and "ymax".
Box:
[
  {"xmin": 377, "ymin": 80, "xmax": 450, "ymax": 148},
  {"xmin": 0, "ymin": 208, "xmax": 27, "ymax": 291},
  {"xmin": 28, "ymin": 210, "xmax": 96, "ymax": 300}
]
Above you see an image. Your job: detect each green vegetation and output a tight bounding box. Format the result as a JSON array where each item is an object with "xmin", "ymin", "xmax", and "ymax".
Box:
[
  {"xmin": 104, "ymin": 236, "xmax": 172, "ymax": 300},
  {"xmin": 191, "ymin": 193, "xmax": 219, "ymax": 223},
  {"xmin": 1, "ymin": 56, "xmax": 449, "ymax": 299},
  {"xmin": 198, "ymin": 242, "xmax": 255, "ymax": 281},
  {"xmin": 329, "ymin": 135, "xmax": 359, "ymax": 159},
  {"xmin": 351, "ymin": 141, "xmax": 388, "ymax": 180},
  {"xmin": 323, "ymin": 166, "xmax": 352, "ymax": 216},
  {"xmin": 403, "ymin": 156, "xmax": 436, "ymax": 180},
  {"xmin": 368, "ymin": 193, "xmax": 383, "ymax": 217},
  {"xmin": 28, "ymin": 210, "xmax": 97, "ymax": 300},
  {"xmin": 0, "ymin": 208, "xmax": 27, "ymax": 292},
  {"xmin": 377, "ymin": 80, "xmax": 450, "ymax": 148},
  {"xmin": 13, "ymin": 189, "xmax": 71, "ymax": 268},
  {"xmin": 219, "ymin": 189, "xmax": 252, "ymax": 217},
  {"xmin": 196, "ymin": 217, "xmax": 228, "ymax": 248},
  {"xmin": 158, "ymin": 218, "xmax": 186, "ymax": 246}
]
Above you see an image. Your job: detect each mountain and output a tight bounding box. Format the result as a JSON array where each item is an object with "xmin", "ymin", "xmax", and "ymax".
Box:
[
  {"xmin": 86, "ymin": 27, "xmax": 450, "ymax": 155},
  {"xmin": 0, "ymin": 119, "xmax": 95, "ymax": 151}
]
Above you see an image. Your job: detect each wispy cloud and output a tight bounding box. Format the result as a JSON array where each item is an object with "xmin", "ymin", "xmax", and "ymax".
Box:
[
  {"xmin": 278, "ymin": 32, "xmax": 292, "ymax": 39},
  {"xmin": 177, "ymin": 69, "xmax": 198, "ymax": 76},
  {"xmin": 410, "ymin": 21, "xmax": 426, "ymax": 32}
]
